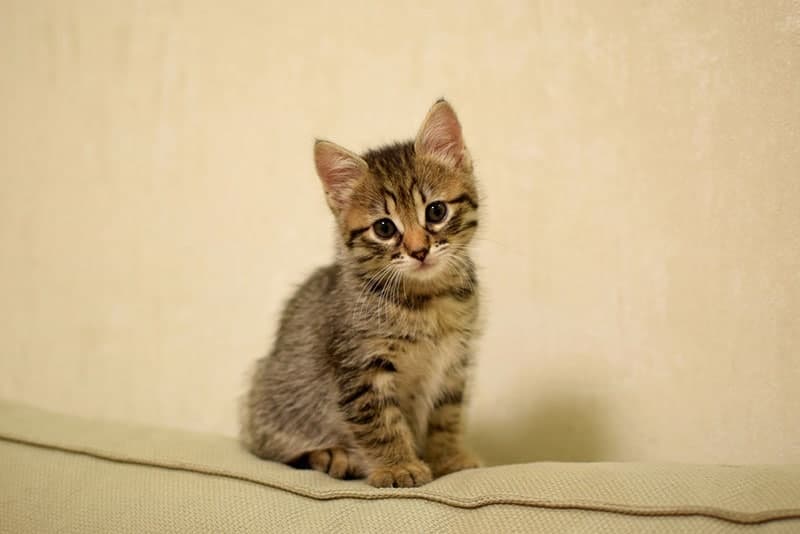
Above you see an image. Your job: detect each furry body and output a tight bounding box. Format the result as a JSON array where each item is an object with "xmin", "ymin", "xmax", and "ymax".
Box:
[{"xmin": 242, "ymin": 101, "xmax": 481, "ymax": 487}]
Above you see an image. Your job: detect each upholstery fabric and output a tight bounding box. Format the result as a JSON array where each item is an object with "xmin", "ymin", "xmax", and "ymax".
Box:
[{"xmin": 1, "ymin": 400, "xmax": 799, "ymax": 533}]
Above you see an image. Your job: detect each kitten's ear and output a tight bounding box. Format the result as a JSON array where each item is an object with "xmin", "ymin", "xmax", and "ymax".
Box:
[
  {"xmin": 314, "ymin": 140, "xmax": 368, "ymax": 212},
  {"xmin": 414, "ymin": 99, "xmax": 471, "ymax": 171}
]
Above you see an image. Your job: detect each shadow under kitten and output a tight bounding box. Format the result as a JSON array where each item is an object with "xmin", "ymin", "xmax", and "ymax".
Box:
[{"xmin": 466, "ymin": 390, "xmax": 614, "ymax": 465}]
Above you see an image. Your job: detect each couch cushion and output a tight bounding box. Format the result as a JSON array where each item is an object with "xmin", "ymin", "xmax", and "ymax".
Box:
[{"xmin": 1, "ymin": 399, "xmax": 799, "ymax": 533}]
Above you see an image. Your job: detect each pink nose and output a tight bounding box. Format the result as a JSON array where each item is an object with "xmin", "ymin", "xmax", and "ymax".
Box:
[{"xmin": 410, "ymin": 248, "xmax": 428, "ymax": 262}]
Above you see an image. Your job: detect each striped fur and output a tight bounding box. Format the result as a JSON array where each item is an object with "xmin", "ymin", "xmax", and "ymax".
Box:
[{"xmin": 241, "ymin": 100, "xmax": 482, "ymax": 487}]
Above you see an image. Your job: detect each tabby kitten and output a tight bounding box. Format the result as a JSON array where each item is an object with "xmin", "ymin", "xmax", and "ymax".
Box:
[{"xmin": 242, "ymin": 100, "xmax": 481, "ymax": 488}]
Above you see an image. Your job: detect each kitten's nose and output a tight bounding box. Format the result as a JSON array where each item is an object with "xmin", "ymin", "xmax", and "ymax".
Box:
[{"xmin": 410, "ymin": 248, "xmax": 429, "ymax": 262}]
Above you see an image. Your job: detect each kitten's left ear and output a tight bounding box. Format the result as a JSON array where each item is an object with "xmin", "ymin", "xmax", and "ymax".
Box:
[{"xmin": 414, "ymin": 99, "xmax": 472, "ymax": 171}]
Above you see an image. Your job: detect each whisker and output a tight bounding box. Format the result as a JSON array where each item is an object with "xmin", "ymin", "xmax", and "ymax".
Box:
[{"xmin": 351, "ymin": 264, "xmax": 394, "ymax": 323}]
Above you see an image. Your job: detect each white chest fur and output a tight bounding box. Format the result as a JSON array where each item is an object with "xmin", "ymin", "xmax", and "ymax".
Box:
[{"xmin": 396, "ymin": 334, "xmax": 463, "ymax": 450}]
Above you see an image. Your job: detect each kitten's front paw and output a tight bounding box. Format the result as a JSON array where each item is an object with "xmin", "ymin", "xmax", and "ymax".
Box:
[
  {"xmin": 429, "ymin": 449, "xmax": 482, "ymax": 478},
  {"xmin": 367, "ymin": 460, "xmax": 433, "ymax": 488}
]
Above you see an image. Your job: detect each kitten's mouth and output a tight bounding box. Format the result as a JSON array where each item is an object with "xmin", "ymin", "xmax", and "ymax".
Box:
[{"xmin": 406, "ymin": 258, "xmax": 442, "ymax": 280}]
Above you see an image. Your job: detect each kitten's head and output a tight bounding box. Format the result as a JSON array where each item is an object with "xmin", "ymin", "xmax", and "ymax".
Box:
[{"xmin": 314, "ymin": 100, "xmax": 479, "ymax": 293}]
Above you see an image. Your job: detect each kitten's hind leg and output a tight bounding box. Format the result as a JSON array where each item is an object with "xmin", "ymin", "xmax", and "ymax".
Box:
[{"xmin": 307, "ymin": 448, "xmax": 365, "ymax": 479}]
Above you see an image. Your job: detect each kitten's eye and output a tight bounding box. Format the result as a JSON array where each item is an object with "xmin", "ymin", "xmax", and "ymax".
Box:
[
  {"xmin": 425, "ymin": 201, "xmax": 448, "ymax": 223},
  {"xmin": 372, "ymin": 218, "xmax": 397, "ymax": 239}
]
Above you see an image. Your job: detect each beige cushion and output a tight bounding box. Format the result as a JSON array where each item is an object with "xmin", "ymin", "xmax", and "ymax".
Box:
[{"xmin": 1, "ymin": 399, "xmax": 799, "ymax": 533}]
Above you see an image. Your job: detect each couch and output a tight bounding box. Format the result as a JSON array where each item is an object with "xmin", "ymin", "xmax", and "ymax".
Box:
[{"xmin": 2, "ymin": 399, "xmax": 798, "ymax": 533}]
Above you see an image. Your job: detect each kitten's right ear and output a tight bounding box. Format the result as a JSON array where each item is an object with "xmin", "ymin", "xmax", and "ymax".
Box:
[
  {"xmin": 314, "ymin": 140, "xmax": 368, "ymax": 213},
  {"xmin": 415, "ymin": 99, "xmax": 471, "ymax": 171}
]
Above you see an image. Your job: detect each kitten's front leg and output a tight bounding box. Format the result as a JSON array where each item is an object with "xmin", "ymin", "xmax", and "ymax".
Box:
[
  {"xmin": 424, "ymin": 386, "xmax": 481, "ymax": 478},
  {"xmin": 336, "ymin": 357, "xmax": 432, "ymax": 488}
]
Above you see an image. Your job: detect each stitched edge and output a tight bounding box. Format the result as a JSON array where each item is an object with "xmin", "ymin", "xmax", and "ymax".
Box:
[{"xmin": 2, "ymin": 434, "xmax": 799, "ymax": 526}]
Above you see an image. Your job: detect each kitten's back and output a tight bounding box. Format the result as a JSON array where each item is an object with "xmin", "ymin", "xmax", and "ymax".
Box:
[{"xmin": 242, "ymin": 265, "xmax": 344, "ymax": 462}]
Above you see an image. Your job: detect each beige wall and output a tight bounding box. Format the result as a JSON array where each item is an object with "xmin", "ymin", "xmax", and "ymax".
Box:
[{"xmin": 1, "ymin": 1, "xmax": 798, "ymax": 465}]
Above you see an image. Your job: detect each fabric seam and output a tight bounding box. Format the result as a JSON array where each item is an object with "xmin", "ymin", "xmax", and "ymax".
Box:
[{"xmin": 2, "ymin": 433, "xmax": 799, "ymax": 526}]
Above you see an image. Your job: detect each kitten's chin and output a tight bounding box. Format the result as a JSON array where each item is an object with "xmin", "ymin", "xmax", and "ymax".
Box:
[{"xmin": 401, "ymin": 260, "xmax": 447, "ymax": 283}]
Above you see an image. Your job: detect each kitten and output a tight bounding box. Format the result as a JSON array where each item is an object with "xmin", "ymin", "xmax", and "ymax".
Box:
[{"xmin": 241, "ymin": 100, "xmax": 482, "ymax": 488}]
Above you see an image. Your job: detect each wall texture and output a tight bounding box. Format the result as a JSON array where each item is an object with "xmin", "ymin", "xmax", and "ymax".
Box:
[{"xmin": 1, "ymin": 1, "xmax": 798, "ymax": 464}]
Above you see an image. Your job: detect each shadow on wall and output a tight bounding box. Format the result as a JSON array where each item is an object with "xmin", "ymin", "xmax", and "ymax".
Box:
[{"xmin": 466, "ymin": 392, "xmax": 613, "ymax": 466}]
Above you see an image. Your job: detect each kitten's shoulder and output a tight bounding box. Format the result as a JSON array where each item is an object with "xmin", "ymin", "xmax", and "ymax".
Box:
[
  {"xmin": 274, "ymin": 264, "xmax": 341, "ymax": 342},
  {"xmin": 283, "ymin": 264, "xmax": 340, "ymax": 312},
  {"xmin": 303, "ymin": 264, "xmax": 340, "ymax": 293}
]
